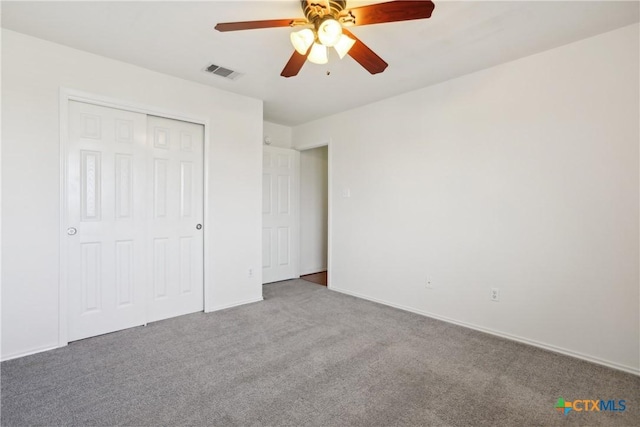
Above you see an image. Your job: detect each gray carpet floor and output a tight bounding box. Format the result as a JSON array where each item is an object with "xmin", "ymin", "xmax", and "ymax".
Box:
[{"xmin": 2, "ymin": 279, "xmax": 639, "ymax": 426}]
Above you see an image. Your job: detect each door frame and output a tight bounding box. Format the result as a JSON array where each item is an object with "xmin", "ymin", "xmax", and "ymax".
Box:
[
  {"xmin": 58, "ymin": 87, "xmax": 211, "ymax": 347},
  {"xmin": 295, "ymin": 139, "xmax": 332, "ymax": 289}
]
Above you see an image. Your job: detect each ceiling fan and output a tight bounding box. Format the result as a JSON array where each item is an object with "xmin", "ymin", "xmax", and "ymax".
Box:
[{"xmin": 215, "ymin": 0, "xmax": 435, "ymax": 78}]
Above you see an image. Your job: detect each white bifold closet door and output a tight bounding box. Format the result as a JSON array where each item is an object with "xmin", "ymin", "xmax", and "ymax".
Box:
[{"xmin": 66, "ymin": 102, "xmax": 203, "ymax": 342}]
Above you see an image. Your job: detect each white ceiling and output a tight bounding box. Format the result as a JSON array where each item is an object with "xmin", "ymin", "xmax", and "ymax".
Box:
[{"xmin": 2, "ymin": 1, "xmax": 638, "ymax": 126}]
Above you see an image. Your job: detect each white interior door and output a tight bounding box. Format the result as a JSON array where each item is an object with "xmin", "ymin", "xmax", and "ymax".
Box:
[
  {"xmin": 67, "ymin": 101, "xmax": 147, "ymax": 341},
  {"xmin": 147, "ymin": 116, "xmax": 204, "ymax": 323},
  {"xmin": 262, "ymin": 146, "xmax": 299, "ymax": 283}
]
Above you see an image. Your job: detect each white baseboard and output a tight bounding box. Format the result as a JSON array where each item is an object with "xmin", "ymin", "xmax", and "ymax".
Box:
[
  {"xmin": 3, "ymin": 297, "xmax": 265, "ymax": 362},
  {"xmin": 330, "ymin": 286, "xmax": 640, "ymax": 376},
  {"xmin": 208, "ymin": 296, "xmax": 264, "ymax": 312},
  {"xmin": 1, "ymin": 345, "xmax": 61, "ymax": 362}
]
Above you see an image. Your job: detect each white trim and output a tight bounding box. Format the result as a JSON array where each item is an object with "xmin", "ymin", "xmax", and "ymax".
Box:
[
  {"xmin": 202, "ymin": 121, "xmax": 212, "ymax": 313},
  {"xmin": 58, "ymin": 90, "xmax": 69, "ymax": 347},
  {"xmin": 1, "ymin": 345, "xmax": 61, "ymax": 363},
  {"xmin": 296, "ymin": 139, "xmax": 330, "ymax": 151},
  {"xmin": 58, "ymin": 87, "xmax": 212, "ymax": 348},
  {"xmin": 60, "ymin": 88, "xmax": 209, "ymax": 125},
  {"xmin": 330, "ymin": 286, "xmax": 640, "ymax": 376},
  {"xmin": 294, "ymin": 149, "xmax": 301, "ymax": 278},
  {"xmin": 209, "ymin": 296, "xmax": 264, "ymax": 312},
  {"xmin": 326, "ymin": 140, "xmax": 333, "ymax": 289}
]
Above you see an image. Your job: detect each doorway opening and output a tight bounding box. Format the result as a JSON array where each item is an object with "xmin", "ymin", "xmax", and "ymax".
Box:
[{"xmin": 299, "ymin": 145, "xmax": 328, "ymax": 287}]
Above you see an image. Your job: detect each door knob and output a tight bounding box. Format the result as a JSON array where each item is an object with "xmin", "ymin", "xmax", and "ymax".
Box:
[
  {"xmin": 196, "ymin": 224, "xmax": 202, "ymax": 230},
  {"xmin": 67, "ymin": 227, "xmax": 77, "ymax": 236}
]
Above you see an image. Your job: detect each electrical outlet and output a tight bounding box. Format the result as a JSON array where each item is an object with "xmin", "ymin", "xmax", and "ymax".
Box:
[
  {"xmin": 248, "ymin": 268, "xmax": 253, "ymax": 278},
  {"xmin": 490, "ymin": 287, "xmax": 500, "ymax": 302},
  {"xmin": 425, "ymin": 279, "xmax": 433, "ymax": 289}
]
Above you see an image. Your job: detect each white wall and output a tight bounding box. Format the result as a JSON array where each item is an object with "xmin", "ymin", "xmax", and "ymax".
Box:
[
  {"xmin": 293, "ymin": 24, "xmax": 640, "ymax": 373},
  {"xmin": 263, "ymin": 121, "xmax": 292, "ymax": 148},
  {"xmin": 299, "ymin": 146, "xmax": 328, "ymax": 275},
  {"xmin": 1, "ymin": 30, "xmax": 264, "ymax": 360}
]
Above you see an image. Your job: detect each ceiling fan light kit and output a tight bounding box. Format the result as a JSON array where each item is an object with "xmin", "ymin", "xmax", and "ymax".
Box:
[
  {"xmin": 215, "ymin": 0, "xmax": 435, "ymax": 77},
  {"xmin": 317, "ymin": 18, "xmax": 343, "ymax": 47},
  {"xmin": 290, "ymin": 28, "xmax": 315, "ymax": 55},
  {"xmin": 290, "ymin": 19, "xmax": 356, "ymax": 63},
  {"xmin": 334, "ymin": 34, "xmax": 356, "ymax": 59},
  {"xmin": 308, "ymin": 42, "xmax": 329, "ymax": 65}
]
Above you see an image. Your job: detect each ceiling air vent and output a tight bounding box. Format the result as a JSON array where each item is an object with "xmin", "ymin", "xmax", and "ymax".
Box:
[{"xmin": 204, "ymin": 63, "xmax": 243, "ymax": 80}]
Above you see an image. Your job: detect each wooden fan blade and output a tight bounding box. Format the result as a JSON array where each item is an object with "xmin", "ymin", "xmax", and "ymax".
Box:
[
  {"xmin": 342, "ymin": 29, "xmax": 388, "ymax": 74},
  {"xmin": 342, "ymin": 0, "xmax": 435, "ymax": 26},
  {"xmin": 215, "ymin": 19, "xmax": 297, "ymax": 32},
  {"xmin": 281, "ymin": 49, "xmax": 310, "ymax": 78}
]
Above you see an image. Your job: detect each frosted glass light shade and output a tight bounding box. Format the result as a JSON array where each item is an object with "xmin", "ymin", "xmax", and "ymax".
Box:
[
  {"xmin": 317, "ymin": 19, "xmax": 342, "ymax": 47},
  {"xmin": 308, "ymin": 43, "xmax": 328, "ymax": 64},
  {"xmin": 290, "ymin": 29, "xmax": 314, "ymax": 55},
  {"xmin": 334, "ymin": 34, "xmax": 356, "ymax": 59}
]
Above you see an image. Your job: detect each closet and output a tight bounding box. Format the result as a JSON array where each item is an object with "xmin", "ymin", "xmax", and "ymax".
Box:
[{"xmin": 65, "ymin": 101, "xmax": 204, "ymax": 341}]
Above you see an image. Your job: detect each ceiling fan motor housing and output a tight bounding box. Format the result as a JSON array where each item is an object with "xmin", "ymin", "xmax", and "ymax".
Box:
[{"xmin": 302, "ymin": 0, "xmax": 347, "ymax": 25}]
